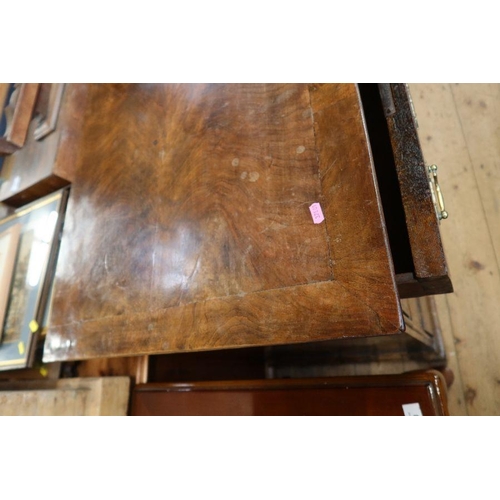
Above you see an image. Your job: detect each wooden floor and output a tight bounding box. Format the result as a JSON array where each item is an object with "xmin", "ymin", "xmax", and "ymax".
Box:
[{"xmin": 409, "ymin": 83, "xmax": 500, "ymax": 416}]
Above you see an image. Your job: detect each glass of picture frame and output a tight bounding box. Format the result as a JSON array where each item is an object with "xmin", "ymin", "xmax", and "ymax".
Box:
[{"xmin": 0, "ymin": 189, "xmax": 68, "ymax": 370}]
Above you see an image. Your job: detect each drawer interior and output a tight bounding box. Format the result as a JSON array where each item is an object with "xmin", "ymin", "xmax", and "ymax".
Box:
[{"xmin": 358, "ymin": 83, "xmax": 415, "ymax": 277}]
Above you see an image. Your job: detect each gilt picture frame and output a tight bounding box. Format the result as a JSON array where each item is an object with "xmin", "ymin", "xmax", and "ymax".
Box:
[{"xmin": 0, "ymin": 189, "xmax": 68, "ymax": 370}]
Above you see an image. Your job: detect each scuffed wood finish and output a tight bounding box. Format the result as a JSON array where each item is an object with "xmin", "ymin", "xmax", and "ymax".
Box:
[
  {"xmin": 0, "ymin": 84, "xmax": 85, "ymax": 206},
  {"xmin": 383, "ymin": 83, "xmax": 452, "ymax": 295},
  {"xmin": 44, "ymin": 84, "xmax": 402, "ymax": 362},
  {"xmin": 131, "ymin": 371, "xmax": 449, "ymax": 416}
]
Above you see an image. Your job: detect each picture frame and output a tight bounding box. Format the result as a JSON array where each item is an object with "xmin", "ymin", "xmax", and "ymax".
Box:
[
  {"xmin": 33, "ymin": 83, "xmax": 65, "ymax": 141},
  {"xmin": 0, "ymin": 223, "xmax": 21, "ymax": 342},
  {"xmin": 0, "ymin": 189, "xmax": 68, "ymax": 371},
  {"xmin": 0, "ymin": 83, "xmax": 40, "ymax": 156}
]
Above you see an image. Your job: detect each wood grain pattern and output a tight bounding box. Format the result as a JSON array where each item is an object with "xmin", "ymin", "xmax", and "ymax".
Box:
[
  {"xmin": 75, "ymin": 355, "xmax": 149, "ymax": 385},
  {"xmin": 410, "ymin": 83, "xmax": 500, "ymax": 415},
  {"xmin": 269, "ymin": 295, "xmax": 446, "ymax": 379},
  {"xmin": 43, "ymin": 84, "xmax": 402, "ymax": 362},
  {"xmin": 131, "ymin": 371, "xmax": 449, "ymax": 416},
  {"xmin": 0, "ymin": 377, "xmax": 130, "ymax": 416}
]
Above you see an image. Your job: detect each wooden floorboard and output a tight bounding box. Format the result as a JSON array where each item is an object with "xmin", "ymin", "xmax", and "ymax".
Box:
[{"xmin": 410, "ymin": 83, "xmax": 500, "ymax": 415}]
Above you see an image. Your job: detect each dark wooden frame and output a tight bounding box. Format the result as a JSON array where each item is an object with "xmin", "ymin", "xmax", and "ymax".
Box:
[
  {"xmin": 0, "ymin": 190, "xmax": 67, "ymax": 371},
  {"xmin": 34, "ymin": 83, "xmax": 65, "ymax": 141},
  {"xmin": 0, "ymin": 84, "xmax": 39, "ymax": 156}
]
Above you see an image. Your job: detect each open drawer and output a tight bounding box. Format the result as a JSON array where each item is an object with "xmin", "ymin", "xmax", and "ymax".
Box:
[{"xmin": 359, "ymin": 83, "xmax": 453, "ymax": 298}]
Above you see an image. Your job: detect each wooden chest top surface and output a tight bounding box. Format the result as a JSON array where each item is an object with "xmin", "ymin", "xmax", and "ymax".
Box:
[{"xmin": 43, "ymin": 83, "xmax": 402, "ymax": 362}]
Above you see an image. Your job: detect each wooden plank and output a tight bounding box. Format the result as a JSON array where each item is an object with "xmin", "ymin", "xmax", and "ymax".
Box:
[
  {"xmin": 43, "ymin": 84, "xmax": 402, "ymax": 362},
  {"xmin": 57, "ymin": 377, "xmax": 130, "ymax": 416},
  {"xmin": 0, "ymin": 377, "xmax": 130, "ymax": 416},
  {"xmin": 432, "ymin": 294, "xmax": 467, "ymax": 416},
  {"xmin": 75, "ymin": 355, "xmax": 149, "ymax": 384},
  {"xmin": 409, "ymin": 83, "xmax": 500, "ymax": 415},
  {"xmin": 0, "ymin": 388, "xmax": 88, "ymax": 416},
  {"xmin": 449, "ymin": 84, "xmax": 500, "ymax": 266}
]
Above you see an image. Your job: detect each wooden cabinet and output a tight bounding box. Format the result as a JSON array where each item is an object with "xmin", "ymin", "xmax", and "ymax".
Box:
[
  {"xmin": 0, "ymin": 84, "xmax": 452, "ymax": 367},
  {"xmin": 131, "ymin": 370, "xmax": 449, "ymax": 416}
]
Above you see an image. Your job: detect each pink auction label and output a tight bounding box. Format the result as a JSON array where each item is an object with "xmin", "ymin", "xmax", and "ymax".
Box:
[{"xmin": 309, "ymin": 202, "xmax": 325, "ymax": 224}]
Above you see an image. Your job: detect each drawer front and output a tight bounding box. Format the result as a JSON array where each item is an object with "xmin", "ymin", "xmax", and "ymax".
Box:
[{"xmin": 359, "ymin": 83, "xmax": 453, "ymax": 298}]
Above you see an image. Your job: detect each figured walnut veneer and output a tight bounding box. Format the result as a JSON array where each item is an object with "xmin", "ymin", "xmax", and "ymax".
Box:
[{"xmin": 43, "ymin": 84, "xmax": 403, "ymax": 362}]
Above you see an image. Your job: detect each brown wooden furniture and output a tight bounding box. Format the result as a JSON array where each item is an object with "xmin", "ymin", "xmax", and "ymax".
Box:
[
  {"xmin": 0, "ymin": 84, "xmax": 452, "ymax": 368},
  {"xmin": 131, "ymin": 370, "xmax": 449, "ymax": 416}
]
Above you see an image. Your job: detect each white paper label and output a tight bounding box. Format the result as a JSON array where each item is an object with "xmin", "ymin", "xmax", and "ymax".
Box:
[{"xmin": 402, "ymin": 403, "xmax": 423, "ymax": 416}]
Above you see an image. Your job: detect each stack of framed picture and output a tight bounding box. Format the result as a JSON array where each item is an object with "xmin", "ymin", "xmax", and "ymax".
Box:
[
  {"xmin": 0, "ymin": 83, "xmax": 40, "ymax": 156},
  {"xmin": 0, "ymin": 189, "xmax": 68, "ymax": 370}
]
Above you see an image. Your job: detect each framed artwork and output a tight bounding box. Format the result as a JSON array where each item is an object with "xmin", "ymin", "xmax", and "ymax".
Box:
[
  {"xmin": 0, "ymin": 83, "xmax": 40, "ymax": 156},
  {"xmin": 0, "ymin": 189, "xmax": 68, "ymax": 371},
  {"xmin": 33, "ymin": 83, "xmax": 65, "ymax": 141},
  {"xmin": 0, "ymin": 223, "xmax": 21, "ymax": 342}
]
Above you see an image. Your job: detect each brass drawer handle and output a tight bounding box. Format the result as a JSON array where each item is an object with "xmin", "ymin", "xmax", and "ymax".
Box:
[{"xmin": 428, "ymin": 164, "xmax": 448, "ymax": 220}]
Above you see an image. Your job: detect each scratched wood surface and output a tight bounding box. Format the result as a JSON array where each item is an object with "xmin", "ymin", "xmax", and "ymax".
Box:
[
  {"xmin": 409, "ymin": 83, "xmax": 500, "ymax": 415},
  {"xmin": 43, "ymin": 83, "xmax": 402, "ymax": 362}
]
